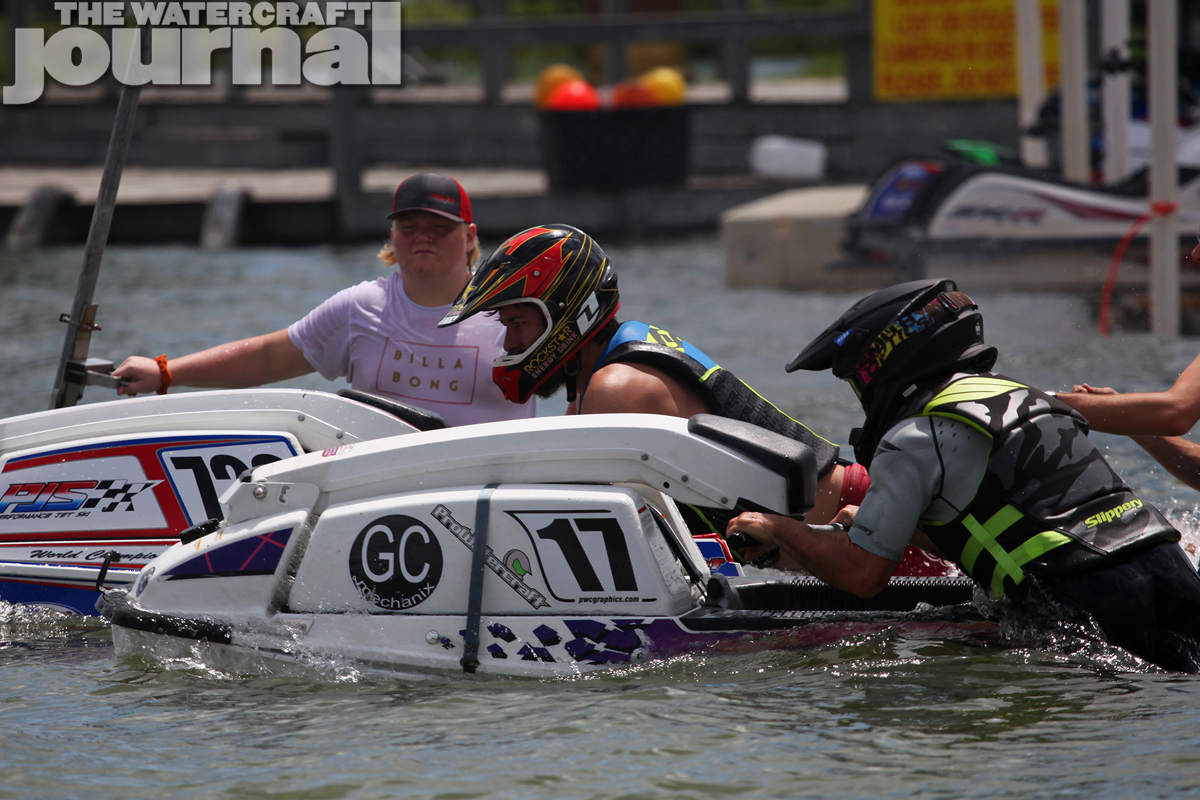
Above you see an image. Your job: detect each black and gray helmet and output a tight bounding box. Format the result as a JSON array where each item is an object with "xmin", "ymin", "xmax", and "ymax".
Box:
[{"xmin": 788, "ymin": 278, "xmax": 996, "ymax": 409}]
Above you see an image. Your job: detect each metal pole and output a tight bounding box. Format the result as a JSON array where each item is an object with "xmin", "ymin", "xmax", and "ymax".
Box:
[
  {"xmin": 1149, "ymin": 0, "xmax": 1179, "ymax": 339},
  {"xmin": 479, "ymin": 0, "xmax": 509, "ymax": 103},
  {"xmin": 1101, "ymin": 0, "xmax": 1131, "ymax": 183},
  {"xmin": 602, "ymin": 0, "xmax": 626, "ymax": 87},
  {"xmin": 720, "ymin": 0, "xmax": 749, "ymax": 104},
  {"xmin": 49, "ymin": 26, "xmax": 145, "ymax": 409},
  {"xmin": 331, "ymin": 85, "xmax": 365, "ymax": 240},
  {"xmin": 1015, "ymin": 0, "xmax": 1048, "ymax": 168},
  {"xmin": 1059, "ymin": 0, "xmax": 1089, "ymax": 183}
]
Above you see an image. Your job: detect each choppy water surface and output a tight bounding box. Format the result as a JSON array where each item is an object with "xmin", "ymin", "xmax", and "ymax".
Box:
[{"xmin": 5, "ymin": 238, "xmax": 1200, "ymax": 799}]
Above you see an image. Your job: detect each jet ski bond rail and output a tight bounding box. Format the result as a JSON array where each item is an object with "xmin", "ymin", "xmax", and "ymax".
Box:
[
  {"xmin": 0, "ymin": 389, "xmax": 419, "ymax": 456},
  {"xmin": 224, "ymin": 413, "xmax": 817, "ymax": 525}
]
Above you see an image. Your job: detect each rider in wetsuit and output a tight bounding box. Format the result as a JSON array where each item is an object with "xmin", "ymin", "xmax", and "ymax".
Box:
[{"xmin": 728, "ymin": 278, "xmax": 1200, "ymax": 672}]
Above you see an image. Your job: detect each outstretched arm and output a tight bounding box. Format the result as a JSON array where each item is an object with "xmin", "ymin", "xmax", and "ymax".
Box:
[
  {"xmin": 1058, "ymin": 354, "xmax": 1200, "ymax": 436},
  {"xmin": 1132, "ymin": 435, "xmax": 1200, "ymax": 492},
  {"xmin": 113, "ymin": 329, "xmax": 314, "ymax": 396},
  {"xmin": 726, "ymin": 505, "xmax": 897, "ymax": 598}
]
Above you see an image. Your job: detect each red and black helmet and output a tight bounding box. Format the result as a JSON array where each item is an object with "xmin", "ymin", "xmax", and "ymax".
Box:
[{"xmin": 438, "ymin": 225, "xmax": 619, "ymax": 404}]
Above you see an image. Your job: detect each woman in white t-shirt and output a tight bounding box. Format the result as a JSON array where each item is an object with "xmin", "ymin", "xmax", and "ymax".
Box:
[{"xmin": 113, "ymin": 173, "xmax": 534, "ymax": 427}]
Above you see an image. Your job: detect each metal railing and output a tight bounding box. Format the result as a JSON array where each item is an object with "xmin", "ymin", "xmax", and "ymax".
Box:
[{"xmin": 407, "ymin": 0, "xmax": 870, "ymax": 103}]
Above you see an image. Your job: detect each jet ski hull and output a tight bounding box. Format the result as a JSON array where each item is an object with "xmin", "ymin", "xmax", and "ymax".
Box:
[{"xmin": 100, "ymin": 414, "xmax": 989, "ymax": 678}]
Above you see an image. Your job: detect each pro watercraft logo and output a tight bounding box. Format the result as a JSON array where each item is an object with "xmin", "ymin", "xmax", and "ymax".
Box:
[
  {"xmin": 431, "ymin": 503, "xmax": 550, "ymax": 609},
  {"xmin": 4, "ymin": 2, "xmax": 402, "ymax": 105}
]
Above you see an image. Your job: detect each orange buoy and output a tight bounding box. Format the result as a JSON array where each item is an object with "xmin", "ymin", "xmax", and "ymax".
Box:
[
  {"xmin": 611, "ymin": 79, "xmax": 660, "ymax": 109},
  {"xmin": 535, "ymin": 64, "xmax": 585, "ymax": 109}
]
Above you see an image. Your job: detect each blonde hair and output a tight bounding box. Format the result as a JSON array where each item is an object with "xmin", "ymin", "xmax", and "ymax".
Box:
[{"xmin": 377, "ymin": 232, "xmax": 480, "ymax": 268}]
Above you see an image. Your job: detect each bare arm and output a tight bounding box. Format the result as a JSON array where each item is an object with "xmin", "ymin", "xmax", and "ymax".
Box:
[
  {"xmin": 1131, "ymin": 435, "xmax": 1200, "ymax": 492},
  {"xmin": 113, "ymin": 329, "xmax": 314, "ymax": 396},
  {"xmin": 1058, "ymin": 354, "xmax": 1200, "ymax": 436},
  {"xmin": 726, "ymin": 505, "xmax": 897, "ymax": 598}
]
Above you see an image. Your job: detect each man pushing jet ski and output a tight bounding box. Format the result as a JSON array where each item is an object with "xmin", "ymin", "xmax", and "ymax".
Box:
[
  {"xmin": 436, "ymin": 224, "xmax": 951, "ymax": 575},
  {"xmin": 724, "ymin": 278, "xmax": 1200, "ymax": 673}
]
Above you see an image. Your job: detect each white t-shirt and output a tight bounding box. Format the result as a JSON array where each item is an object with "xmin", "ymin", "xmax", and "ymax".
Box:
[{"xmin": 287, "ymin": 272, "xmax": 535, "ymax": 427}]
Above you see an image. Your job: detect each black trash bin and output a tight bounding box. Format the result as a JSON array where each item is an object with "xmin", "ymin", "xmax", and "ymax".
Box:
[{"xmin": 540, "ymin": 106, "xmax": 690, "ymax": 192}]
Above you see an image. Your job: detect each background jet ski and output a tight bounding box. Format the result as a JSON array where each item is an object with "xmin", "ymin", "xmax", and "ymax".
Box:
[
  {"xmin": 98, "ymin": 414, "xmax": 984, "ymax": 679},
  {"xmin": 844, "ymin": 49, "xmax": 1200, "ymax": 287},
  {"xmin": 841, "ymin": 155, "xmax": 1200, "ymax": 287}
]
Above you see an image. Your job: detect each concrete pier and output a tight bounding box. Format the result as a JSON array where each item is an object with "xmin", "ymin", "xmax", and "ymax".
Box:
[{"xmin": 721, "ymin": 185, "xmax": 876, "ymax": 291}]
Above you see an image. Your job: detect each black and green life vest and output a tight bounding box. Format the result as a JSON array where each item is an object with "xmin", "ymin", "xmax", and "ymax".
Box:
[
  {"xmin": 908, "ymin": 374, "xmax": 1179, "ymax": 599},
  {"xmin": 586, "ymin": 321, "xmax": 840, "ymax": 477}
]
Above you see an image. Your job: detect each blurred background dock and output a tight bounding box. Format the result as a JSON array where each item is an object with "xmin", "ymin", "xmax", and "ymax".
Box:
[{"xmin": 0, "ymin": 0, "xmax": 1022, "ymax": 246}]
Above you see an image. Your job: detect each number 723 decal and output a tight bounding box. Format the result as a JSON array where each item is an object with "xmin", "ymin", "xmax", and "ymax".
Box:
[{"xmin": 506, "ymin": 510, "xmax": 652, "ymax": 603}]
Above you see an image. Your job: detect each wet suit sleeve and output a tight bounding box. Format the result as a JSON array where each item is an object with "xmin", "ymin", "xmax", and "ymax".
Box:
[{"xmin": 849, "ymin": 416, "xmax": 991, "ymax": 561}]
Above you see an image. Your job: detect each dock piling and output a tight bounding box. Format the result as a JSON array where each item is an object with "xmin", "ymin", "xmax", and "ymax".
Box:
[
  {"xmin": 4, "ymin": 185, "xmax": 73, "ymax": 250},
  {"xmin": 199, "ymin": 181, "xmax": 247, "ymax": 250}
]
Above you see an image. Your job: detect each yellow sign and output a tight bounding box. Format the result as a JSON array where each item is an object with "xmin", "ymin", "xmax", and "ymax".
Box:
[{"xmin": 873, "ymin": 0, "xmax": 1060, "ymax": 101}]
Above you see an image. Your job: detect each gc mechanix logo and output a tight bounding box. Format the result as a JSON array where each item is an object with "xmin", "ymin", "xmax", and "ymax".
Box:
[{"xmin": 4, "ymin": 2, "xmax": 402, "ymax": 105}]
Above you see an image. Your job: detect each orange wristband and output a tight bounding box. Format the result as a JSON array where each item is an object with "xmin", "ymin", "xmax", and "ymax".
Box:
[{"xmin": 155, "ymin": 355, "xmax": 172, "ymax": 395}]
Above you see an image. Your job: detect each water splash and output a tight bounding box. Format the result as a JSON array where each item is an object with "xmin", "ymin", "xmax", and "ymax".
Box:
[
  {"xmin": 0, "ymin": 600, "xmax": 112, "ymax": 665},
  {"xmin": 1161, "ymin": 498, "xmax": 1200, "ymax": 568}
]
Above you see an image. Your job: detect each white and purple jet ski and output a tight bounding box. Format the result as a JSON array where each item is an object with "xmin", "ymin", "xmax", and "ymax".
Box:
[
  {"xmin": 0, "ymin": 388, "xmax": 443, "ymax": 614},
  {"xmin": 98, "ymin": 413, "xmax": 984, "ymax": 679},
  {"xmin": 843, "ymin": 157, "xmax": 1200, "ymax": 288}
]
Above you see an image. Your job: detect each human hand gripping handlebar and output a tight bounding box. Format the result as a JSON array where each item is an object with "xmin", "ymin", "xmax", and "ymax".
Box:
[{"xmin": 726, "ymin": 522, "xmax": 849, "ymax": 569}]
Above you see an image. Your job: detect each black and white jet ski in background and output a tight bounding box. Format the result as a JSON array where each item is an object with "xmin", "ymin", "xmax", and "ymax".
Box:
[
  {"xmin": 98, "ymin": 413, "xmax": 983, "ymax": 679},
  {"xmin": 0, "ymin": 389, "xmax": 440, "ymax": 614},
  {"xmin": 842, "ymin": 156, "xmax": 1200, "ymax": 289}
]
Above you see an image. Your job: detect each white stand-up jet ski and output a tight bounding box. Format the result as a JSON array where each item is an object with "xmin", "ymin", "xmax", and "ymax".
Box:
[
  {"xmin": 0, "ymin": 388, "xmax": 443, "ymax": 614},
  {"xmin": 98, "ymin": 413, "xmax": 984, "ymax": 679},
  {"xmin": 843, "ymin": 157, "xmax": 1200, "ymax": 289}
]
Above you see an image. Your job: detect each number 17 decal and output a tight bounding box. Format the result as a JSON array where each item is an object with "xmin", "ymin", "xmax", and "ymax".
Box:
[{"xmin": 507, "ymin": 510, "xmax": 641, "ymax": 601}]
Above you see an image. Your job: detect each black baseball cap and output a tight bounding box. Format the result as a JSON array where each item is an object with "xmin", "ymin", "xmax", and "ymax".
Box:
[{"xmin": 387, "ymin": 172, "xmax": 473, "ymax": 224}]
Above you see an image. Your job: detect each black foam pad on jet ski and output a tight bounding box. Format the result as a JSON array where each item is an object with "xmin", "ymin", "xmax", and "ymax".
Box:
[
  {"xmin": 338, "ymin": 389, "xmax": 451, "ymax": 431},
  {"xmin": 687, "ymin": 414, "xmax": 817, "ymax": 515}
]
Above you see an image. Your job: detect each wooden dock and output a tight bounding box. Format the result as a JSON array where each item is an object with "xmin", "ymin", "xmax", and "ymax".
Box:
[{"xmin": 0, "ymin": 164, "xmax": 795, "ymax": 246}]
